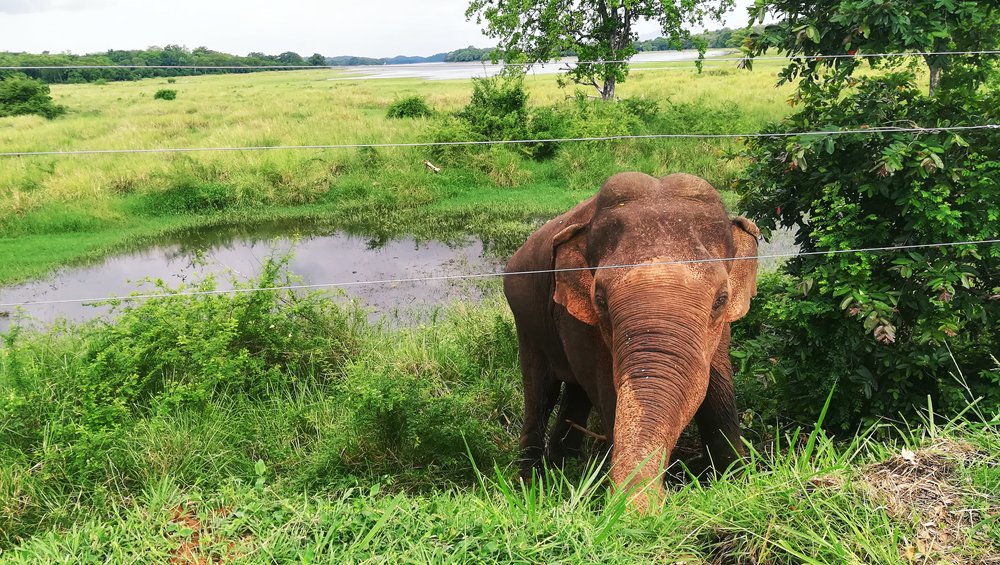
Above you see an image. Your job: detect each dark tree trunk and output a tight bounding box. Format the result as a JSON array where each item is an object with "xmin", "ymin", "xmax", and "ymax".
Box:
[
  {"xmin": 601, "ymin": 76, "xmax": 616, "ymax": 101},
  {"xmin": 928, "ymin": 64, "xmax": 942, "ymax": 97}
]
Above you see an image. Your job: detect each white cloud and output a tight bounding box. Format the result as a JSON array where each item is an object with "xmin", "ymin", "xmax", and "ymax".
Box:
[
  {"xmin": 0, "ymin": 0, "xmax": 114, "ymax": 14},
  {"xmin": 0, "ymin": 0, "xmax": 764, "ymax": 58}
]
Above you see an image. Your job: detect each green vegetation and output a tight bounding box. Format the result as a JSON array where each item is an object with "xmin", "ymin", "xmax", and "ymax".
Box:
[
  {"xmin": 733, "ymin": 0, "xmax": 1000, "ymax": 430},
  {"xmin": 0, "ymin": 75, "xmax": 65, "ymax": 119},
  {"xmin": 465, "ymin": 0, "xmax": 732, "ymax": 100},
  {"xmin": 0, "ymin": 46, "xmax": 328, "ymax": 85},
  {"xmin": 633, "ymin": 25, "xmax": 767, "ymax": 52},
  {"xmin": 153, "ymin": 88, "xmax": 178, "ymax": 101},
  {"xmin": 0, "ymin": 62, "xmax": 792, "ymax": 286},
  {"xmin": 385, "ymin": 95, "xmax": 434, "ymax": 119},
  {"xmin": 444, "ymin": 45, "xmax": 494, "ymax": 62},
  {"xmin": 2, "ymin": 252, "xmax": 998, "ymax": 563},
  {"xmin": 4, "ymin": 34, "xmax": 999, "ymax": 560}
]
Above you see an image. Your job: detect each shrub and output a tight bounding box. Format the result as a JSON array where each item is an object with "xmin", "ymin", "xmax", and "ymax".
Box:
[
  {"xmin": 0, "ymin": 75, "xmax": 66, "ymax": 119},
  {"xmin": 154, "ymin": 89, "xmax": 177, "ymax": 101},
  {"xmin": 734, "ymin": 72, "xmax": 1000, "ymax": 429},
  {"xmin": 620, "ymin": 95, "xmax": 659, "ymax": 123},
  {"xmin": 457, "ymin": 74, "xmax": 530, "ymax": 141},
  {"xmin": 50, "ymin": 252, "xmax": 358, "ymax": 429},
  {"xmin": 167, "ymin": 78, "xmax": 176, "ymax": 84},
  {"xmin": 92, "ymin": 78, "xmax": 108, "ymax": 86},
  {"xmin": 386, "ymin": 95, "xmax": 433, "ymax": 119}
]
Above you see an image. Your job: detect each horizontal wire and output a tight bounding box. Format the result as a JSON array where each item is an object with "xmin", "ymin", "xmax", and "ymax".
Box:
[
  {"xmin": 511, "ymin": 49, "xmax": 1000, "ymax": 65},
  {"xmin": 2, "ymin": 125, "xmax": 997, "ymax": 158},
  {"xmin": 3, "ymin": 49, "xmax": 1000, "ymax": 70},
  {"xmin": 0, "ymin": 65, "xmax": 334, "ymax": 69},
  {"xmin": 2, "ymin": 238, "xmax": 998, "ymax": 309}
]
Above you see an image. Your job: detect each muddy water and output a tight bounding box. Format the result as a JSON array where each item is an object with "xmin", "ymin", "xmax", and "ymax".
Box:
[
  {"xmin": 0, "ymin": 224, "xmax": 505, "ymax": 335},
  {"xmin": 0, "ymin": 221, "xmax": 799, "ymax": 335}
]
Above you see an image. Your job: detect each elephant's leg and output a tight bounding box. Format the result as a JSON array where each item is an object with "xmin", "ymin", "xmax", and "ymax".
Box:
[
  {"xmin": 516, "ymin": 335, "xmax": 562, "ymax": 480},
  {"xmin": 546, "ymin": 383, "xmax": 593, "ymax": 468},
  {"xmin": 689, "ymin": 323, "xmax": 745, "ymax": 476}
]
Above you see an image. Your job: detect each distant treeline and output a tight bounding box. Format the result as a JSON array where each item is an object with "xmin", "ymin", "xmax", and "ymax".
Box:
[
  {"xmin": 444, "ymin": 46, "xmax": 494, "ymax": 62},
  {"xmin": 0, "ymin": 26, "xmax": 761, "ymax": 84},
  {"xmin": 634, "ymin": 26, "xmax": 765, "ymax": 52},
  {"xmin": 331, "ymin": 47, "xmax": 496, "ymax": 65},
  {"xmin": 326, "ymin": 53, "xmax": 448, "ymax": 66},
  {"xmin": 0, "ymin": 45, "xmax": 327, "ymax": 84}
]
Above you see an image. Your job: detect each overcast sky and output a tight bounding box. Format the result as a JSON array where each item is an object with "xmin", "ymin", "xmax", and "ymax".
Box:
[{"xmin": 0, "ymin": 0, "xmax": 762, "ymax": 58}]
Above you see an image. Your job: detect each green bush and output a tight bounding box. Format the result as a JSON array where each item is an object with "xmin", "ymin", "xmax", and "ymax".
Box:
[
  {"xmin": 734, "ymin": 72, "xmax": 1000, "ymax": 429},
  {"xmin": 0, "ymin": 75, "xmax": 66, "ymax": 119},
  {"xmin": 457, "ymin": 74, "xmax": 530, "ymax": 142},
  {"xmin": 0, "ymin": 251, "xmax": 525, "ymax": 542},
  {"xmin": 386, "ymin": 95, "xmax": 433, "ymax": 119},
  {"xmin": 167, "ymin": 78, "xmax": 176, "ymax": 84},
  {"xmin": 153, "ymin": 89, "xmax": 177, "ymax": 100}
]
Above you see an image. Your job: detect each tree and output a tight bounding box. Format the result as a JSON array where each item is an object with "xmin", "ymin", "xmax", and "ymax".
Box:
[
  {"xmin": 465, "ymin": 0, "xmax": 734, "ymax": 101},
  {"xmin": 0, "ymin": 74, "xmax": 66, "ymax": 119},
  {"xmin": 307, "ymin": 53, "xmax": 326, "ymax": 66},
  {"xmin": 742, "ymin": 0, "xmax": 1000, "ymax": 96},
  {"xmin": 278, "ymin": 51, "xmax": 305, "ymax": 65},
  {"xmin": 732, "ymin": 0, "xmax": 1000, "ymax": 429}
]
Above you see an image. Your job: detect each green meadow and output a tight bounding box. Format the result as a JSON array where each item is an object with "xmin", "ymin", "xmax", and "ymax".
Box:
[
  {"xmin": 2, "ymin": 61, "xmax": 998, "ymax": 563},
  {"xmin": 1, "ymin": 60, "xmax": 790, "ymax": 284}
]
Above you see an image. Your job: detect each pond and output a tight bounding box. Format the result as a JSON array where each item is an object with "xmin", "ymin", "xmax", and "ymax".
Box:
[
  {"xmin": 0, "ymin": 223, "xmax": 504, "ymax": 335},
  {"xmin": 0, "ymin": 221, "xmax": 797, "ymax": 336}
]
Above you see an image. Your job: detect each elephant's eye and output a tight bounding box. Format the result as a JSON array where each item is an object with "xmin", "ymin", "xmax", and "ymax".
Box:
[
  {"xmin": 594, "ymin": 292, "xmax": 608, "ymax": 311},
  {"xmin": 712, "ymin": 295, "xmax": 728, "ymax": 310}
]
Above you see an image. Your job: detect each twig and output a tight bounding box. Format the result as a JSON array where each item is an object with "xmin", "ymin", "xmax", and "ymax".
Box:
[
  {"xmin": 423, "ymin": 160, "xmax": 441, "ymax": 173},
  {"xmin": 567, "ymin": 419, "xmax": 607, "ymax": 441}
]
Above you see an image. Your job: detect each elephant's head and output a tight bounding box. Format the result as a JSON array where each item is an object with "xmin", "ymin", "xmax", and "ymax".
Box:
[{"xmin": 551, "ymin": 172, "xmax": 758, "ymax": 507}]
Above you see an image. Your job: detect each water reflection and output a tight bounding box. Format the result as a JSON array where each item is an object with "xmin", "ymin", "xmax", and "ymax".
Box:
[{"xmin": 0, "ymin": 223, "xmax": 503, "ymax": 334}]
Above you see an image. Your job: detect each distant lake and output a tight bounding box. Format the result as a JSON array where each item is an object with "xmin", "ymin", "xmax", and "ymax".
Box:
[{"xmin": 331, "ymin": 50, "xmax": 735, "ymax": 81}]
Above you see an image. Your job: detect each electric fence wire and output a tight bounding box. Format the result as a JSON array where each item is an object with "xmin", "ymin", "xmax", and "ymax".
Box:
[
  {"xmin": 4, "ymin": 49, "xmax": 1000, "ymax": 70},
  {"xmin": 3, "ymin": 124, "xmax": 999, "ymax": 158},
  {"xmin": 3, "ymin": 238, "xmax": 999, "ymax": 309}
]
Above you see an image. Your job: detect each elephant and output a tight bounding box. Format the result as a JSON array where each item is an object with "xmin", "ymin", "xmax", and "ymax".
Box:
[{"xmin": 503, "ymin": 172, "xmax": 759, "ymax": 509}]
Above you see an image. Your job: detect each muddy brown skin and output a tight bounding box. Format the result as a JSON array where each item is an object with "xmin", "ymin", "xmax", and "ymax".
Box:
[{"xmin": 504, "ymin": 172, "xmax": 759, "ymax": 510}]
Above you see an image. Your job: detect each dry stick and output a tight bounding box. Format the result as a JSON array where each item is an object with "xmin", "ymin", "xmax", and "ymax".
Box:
[
  {"xmin": 423, "ymin": 160, "xmax": 441, "ymax": 173},
  {"xmin": 567, "ymin": 420, "xmax": 607, "ymax": 441}
]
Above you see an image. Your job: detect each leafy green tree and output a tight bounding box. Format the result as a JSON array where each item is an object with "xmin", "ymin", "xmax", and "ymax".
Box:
[
  {"xmin": 278, "ymin": 51, "xmax": 305, "ymax": 65},
  {"xmin": 0, "ymin": 75, "xmax": 66, "ymax": 119},
  {"xmin": 742, "ymin": 0, "xmax": 1000, "ymax": 95},
  {"xmin": 307, "ymin": 53, "xmax": 327, "ymax": 66},
  {"xmin": 733, "ymin": 0, "xmax": 1000, "ymax": 428},
  {"xmin": 465, "ymin": 0, "xmax": 734, "ymax": 101}
]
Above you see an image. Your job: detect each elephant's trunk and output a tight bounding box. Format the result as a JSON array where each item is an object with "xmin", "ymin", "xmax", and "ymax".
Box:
[{"xmin": 606, "ymin": 274, "xmax": 716, "ymax": 509}]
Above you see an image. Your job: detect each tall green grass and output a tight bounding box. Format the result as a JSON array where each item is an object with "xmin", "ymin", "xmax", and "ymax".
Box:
[
  {"xmin": 2, "ymin": 250, "xmax": 998, "ymax": 562},
  {"xmin": 0, "ymin": 61, "xmax": 793, "ymax": 285}
]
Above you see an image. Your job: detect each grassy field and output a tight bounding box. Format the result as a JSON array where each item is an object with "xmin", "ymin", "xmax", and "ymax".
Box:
[
  {"xmin": 1, "ymin": 59, "xmax": 793, "ymax": 285},
  {"xmin": 0, "ymin": 263, "xmax": 997, "ymax": 563},
  {"xmin": 6, "ymin": 61, "xmax": 997, "ymax": 564}
]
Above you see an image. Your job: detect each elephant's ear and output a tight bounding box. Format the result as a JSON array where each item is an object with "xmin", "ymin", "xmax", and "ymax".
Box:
[
  {"xmin": 553, "ymin": 223, "xmax": 599, "ymax": 326},
  {"xmin": 726, "ymin": 217, "xmax": 760, "ymax": 322}
]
